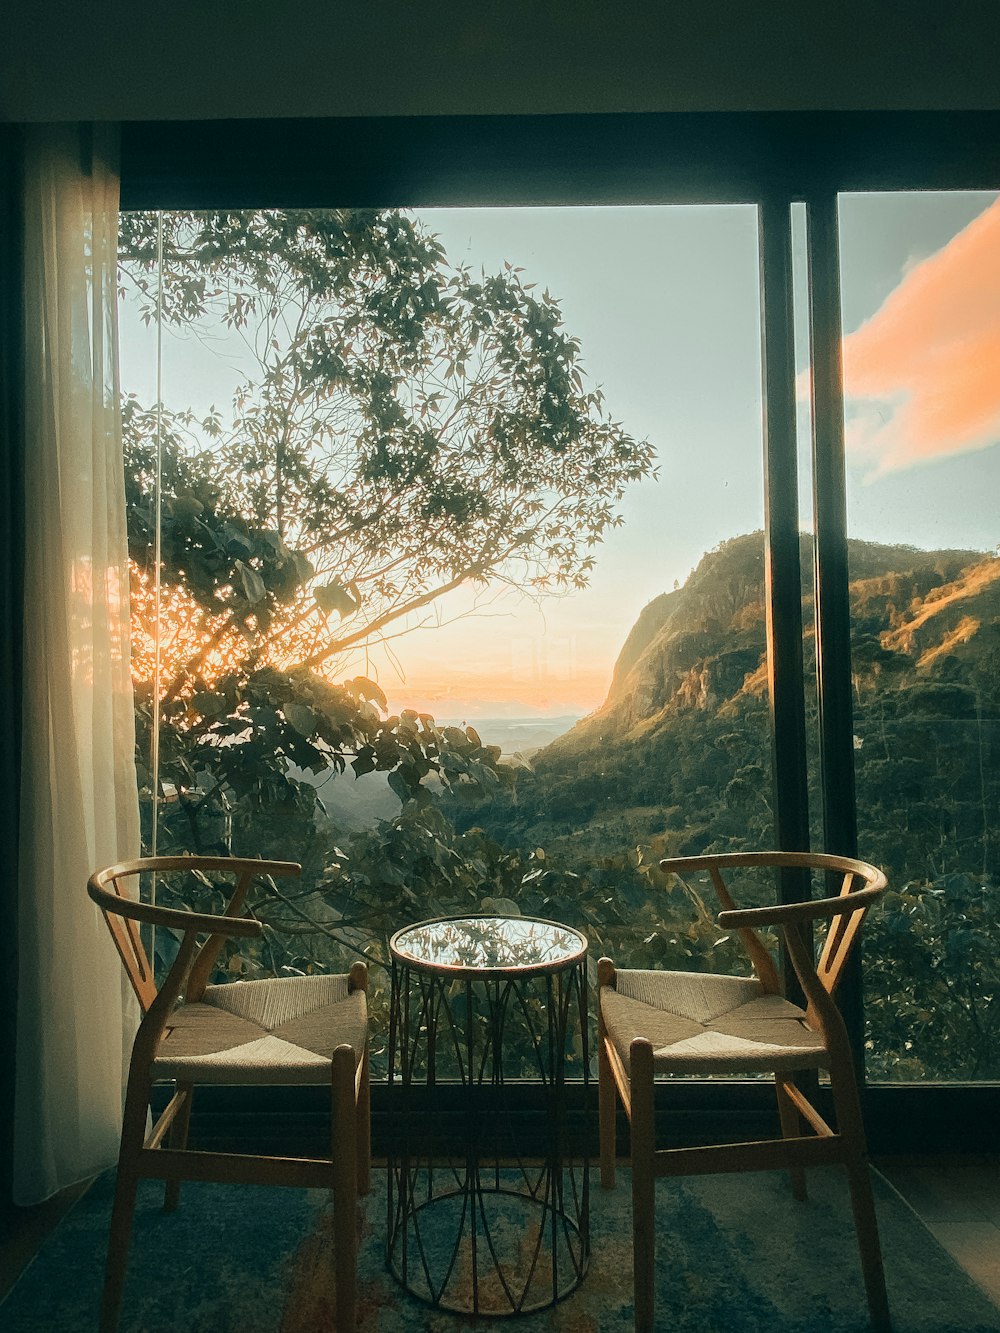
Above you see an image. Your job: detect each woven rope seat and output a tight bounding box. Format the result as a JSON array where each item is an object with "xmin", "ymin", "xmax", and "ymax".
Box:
[
  {"xmin": 87, "ymin": 856, "xmax": 372, "ymax": 1332},
  {"xmin": 597, "ymin": 852, "xmax": 892, "ymax": 1333},
  {"xmin": 601, "ymin": 968, "xmax": 827, "ymax": 1075},
  {"xmin": 155, "ymin": 973, "xmax": 369, "ymax": 1085}
]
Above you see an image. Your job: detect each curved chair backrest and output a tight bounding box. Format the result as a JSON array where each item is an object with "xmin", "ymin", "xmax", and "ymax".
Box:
[
  {"xmin": 89, "ymin": 854, "xmax": 364, "ymax": 1333},
  {"xmin": 88, "ymin": 855, "xmax": 300, "ymax": 1012},
  {"xmin": 658, "ymin": 851, "xmax": 887, "ymax": 999},
  {"xmin": 608, "ymin": 849, "xmax": 893, "ymax": 1333}
]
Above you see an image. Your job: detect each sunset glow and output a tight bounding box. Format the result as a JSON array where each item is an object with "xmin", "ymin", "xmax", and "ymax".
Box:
[
  {"xmin": 843, "ymin": 197, "xmax": 1000, "ymax": 473},
  {"xmin": 379, "ymin": 663, "xmax": 611, "ymax": 721},
  {"xmin": 129, "ymin": 568, "xmax": 346, "ymax": 696}
]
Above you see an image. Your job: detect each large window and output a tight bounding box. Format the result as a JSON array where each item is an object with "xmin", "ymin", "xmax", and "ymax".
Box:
[
  {"xmin": 120, "ymin": 204, "xmax": 779, "ymax": 1060},
  {"xmin": 114, "ymin": 110, "xmax": 1000, "ymax": 1122}
]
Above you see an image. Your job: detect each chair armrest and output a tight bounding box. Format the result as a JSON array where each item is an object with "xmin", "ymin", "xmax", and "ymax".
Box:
[
  {"xmin": 718, "ymin": 884, "xmax": 884, "ymax": 930},
  {"xmin": 659, "ymin": 851, "xmax": 883, "ymax": 877},
  {"xmin": 87, "ymin": 880, "xmax": 263, "ymax": 939},
  {"xmin": 96, "ymin": 855, "xmax": 300, "ymax": 880}
]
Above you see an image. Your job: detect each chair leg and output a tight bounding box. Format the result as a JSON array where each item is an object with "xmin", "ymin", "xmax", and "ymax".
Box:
[
  {"xmin": 832, "ymin": 1062, "xmax": 891, "ymax": 1333},
  {"xmin": 164, "ymin": 1083, "xmax": 194, "ymax": 1213},
  {"xmin": 356, "ymin": 1043, "xmax": 371, "ymax": 1196},
  {"xmin": 775, "ymin": 1074, "xmax": 807, "ymax": 1202},
  {"xmin": 629, "ymin": 1038, "xmax": 656, "ymax": 1333},
  {"xmin": 599, "ymin": 1029, "xmax": 617, "ymax": 1190},
  {"xmin": 100, "ymin": 1074, "xmax": 150, "ymax": 1333},
  {"xmin": 332, "ymin": 1044, "xmax": 359, "ymax": 1331}
]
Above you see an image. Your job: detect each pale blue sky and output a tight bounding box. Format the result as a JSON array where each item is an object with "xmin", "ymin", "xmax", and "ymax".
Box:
[{"xmin": 119, "ymin": 194, "xmax": 1000, "ymax": 720}]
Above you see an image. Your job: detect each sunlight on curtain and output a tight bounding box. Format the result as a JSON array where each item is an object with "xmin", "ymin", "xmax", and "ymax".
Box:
[{"xmin": 15, "ymin": 124, "xmax": 140, "ymax": 1205}]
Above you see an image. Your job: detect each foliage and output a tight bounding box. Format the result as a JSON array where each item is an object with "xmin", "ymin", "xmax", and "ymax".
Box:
[
  {"xmin": 120, "ymin": 210, "xmax": 653, "ymax": 699},
  {"xmin": 117, "ymin": 208, "xmax": 653, "ymax": 1030},
  {"xmin": 454, "ymin": 533, "xmax": 1000, "ymax": 1080},
  {"xmin": 135, "ymin": 660, "xmax": 515, "ymax": 861},
  {"xmin": 120, "ymin": 209, "xmax": 1000, "ymax": 1086},
  {"xmin": 865, "ymin": 873, "xmax": 1000, "ymax": 1080},
  {"xmin": 119, "ymin": 204, "xmax": 649, "ymax": 870}
]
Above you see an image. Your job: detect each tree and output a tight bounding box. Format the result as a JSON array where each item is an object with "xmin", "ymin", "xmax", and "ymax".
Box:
[
  {"xmin": 120, "ymin": 209, "xmax": 653, "ymax": 699},
  {"xmin": 117, "ymin": 208, "xmax": 653, "ymax": 972}
]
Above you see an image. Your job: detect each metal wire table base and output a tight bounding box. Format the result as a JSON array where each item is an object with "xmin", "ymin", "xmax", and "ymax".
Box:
[{"xmin": 386, "ymin": 956, "xmax": 590, "ymax": 1316}]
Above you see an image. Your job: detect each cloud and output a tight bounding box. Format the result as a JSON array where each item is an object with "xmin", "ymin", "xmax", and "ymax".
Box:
[{"xmin": 841, "ymin": 197, "xmax": 1000, "ymax": 475}]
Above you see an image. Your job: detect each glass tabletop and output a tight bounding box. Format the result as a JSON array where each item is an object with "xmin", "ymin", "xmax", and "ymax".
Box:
[{"xmin": 390, "ymin": 914, "xmax": 587, "ymax": 976}]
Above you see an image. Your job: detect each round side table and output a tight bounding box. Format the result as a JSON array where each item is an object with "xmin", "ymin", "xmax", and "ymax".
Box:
[{"xmin": 386, "ymin": 914, "xmax": 590, "ymax": 1316}]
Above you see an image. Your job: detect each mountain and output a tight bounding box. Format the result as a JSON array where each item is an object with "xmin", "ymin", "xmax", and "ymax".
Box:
[
  {"xmin": 548, "ymin": 532, "xmax": 995, "ymax": 754},
  {"xmin": 585, "ymin": 532, "xmax": 769, "ymax": 740},
  {"xmin": 462, "ymin": 532, "xmax": 1000, "ymax": 883},
  {"xmin": 441, "ymin": 532, "xmax": 1000, "ymax": 1084}
]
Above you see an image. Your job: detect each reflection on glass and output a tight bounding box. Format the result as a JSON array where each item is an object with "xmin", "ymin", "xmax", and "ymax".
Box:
[{"xmin": 392, "ymin": 916, "xmax": 586, "ymax": 972}]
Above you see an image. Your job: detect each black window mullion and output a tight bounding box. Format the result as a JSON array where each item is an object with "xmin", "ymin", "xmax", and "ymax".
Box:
[
  {"xmin": 758, "ymin": 196, "xmax": 811, "ymax": 1004},
  {"xmin": 805, "ymin": 193, "xmax": 864, "ymax": 1072}
]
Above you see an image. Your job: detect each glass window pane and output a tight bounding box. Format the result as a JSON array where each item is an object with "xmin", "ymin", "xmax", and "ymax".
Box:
[
  {"xmin": 119, "ymin": 205, "xmax": 772, "ymax": 1067},
  {"xmin": 838, "ymin": 191, "xmax": 1000, "ymax": 1082}
]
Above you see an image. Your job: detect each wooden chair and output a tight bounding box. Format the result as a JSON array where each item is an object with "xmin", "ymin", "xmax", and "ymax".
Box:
[
  {"xmin": 88, "ymin": 856, "xmax": 371, "ymax": 1332},
  {"xmin": 597, "ymin": 851, "xmax": 890, "ymax": 1333}
]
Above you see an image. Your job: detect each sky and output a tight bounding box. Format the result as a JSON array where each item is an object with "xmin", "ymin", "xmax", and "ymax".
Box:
[{"xmin": 119, "ymin": 192, "xmax": 1000, "ymax": 723}]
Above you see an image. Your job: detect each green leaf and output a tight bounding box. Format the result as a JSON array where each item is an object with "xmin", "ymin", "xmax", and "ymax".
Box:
[
  {"xmin": 284, "ymin": 703, "xmax": 318, "ymax": 737},
  {"xmin": 191, "ymin": 690, "xmax": 229, "ymax": 719},
  {"xmin": 224, "ymin": 524, "xmax": 254, "ymax": 557},
  {"xmin": 170, "ymin": 495, "xmax": 204, "ymax": 520},
  {"xmin": 315, "ymin": 581, "xmax": 359, "ymax": 618},
  {"xmin": 387, "ymin": 769, "xmax": 414, "ymax": 802},
  {"xmin": 351, "ymin": 676, "xmax": 387, "ymax": 710},
  {"xmin": 235, "ymin": 560, "xmax": 266, "ymax": 604},
  {"xmin": 259, "ymin": 530, "xmax": 291, "ymax": 558},
  {"xmin": 482, "ymin": 896, "xmax": 520, "ymax": 916},
  {"xmin": 292, "ymin": 551, "xmax": 314, "ymax": 584}
]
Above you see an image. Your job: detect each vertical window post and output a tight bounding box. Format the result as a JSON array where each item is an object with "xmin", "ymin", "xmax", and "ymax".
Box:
[
  {"xmin": 759, "ymin": 195, "xmax": 811, "ymax": 996},
  {"xmin": 806, "ymin": 193, "xmax": 863, "ymax": 1071}
]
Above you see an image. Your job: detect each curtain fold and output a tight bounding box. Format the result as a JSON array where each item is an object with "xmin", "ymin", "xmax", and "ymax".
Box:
[{"xmin": 15, "ymin": 123, "xmax": 140, "ymax": 1206}]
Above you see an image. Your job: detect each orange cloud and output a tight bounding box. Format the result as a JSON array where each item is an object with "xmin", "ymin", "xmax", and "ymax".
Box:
[{"xmin": 842, "ymin": 197, "xmax": 1000, "ymax": 474}]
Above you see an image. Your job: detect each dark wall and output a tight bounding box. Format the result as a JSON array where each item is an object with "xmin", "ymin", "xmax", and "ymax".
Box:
[
  {"xmin": 0, "ymin": 126, "xmax": 24, "ymax": 1217},
  {"xmin": 4, "ymin": 1, "xmax": 1000, "ymax": 123}
]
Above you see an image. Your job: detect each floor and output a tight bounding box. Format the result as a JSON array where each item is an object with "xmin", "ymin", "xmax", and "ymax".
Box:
[
  {"xmin": 0, "ymin": 1177, "xmax": 91, "ymax": 1301},
  {"xmin": 2, "ymin": 1158, "xmax": 999, "ymax": 1309},
  {"xmin": 877, "ymin": 1155, "xmax": 1000, "ymax": 1307}
]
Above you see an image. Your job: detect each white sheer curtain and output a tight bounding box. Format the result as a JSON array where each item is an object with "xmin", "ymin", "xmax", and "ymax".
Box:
[{"xmin": 15, "ymin": 124, "xmax": 140, "ymax": 1205}]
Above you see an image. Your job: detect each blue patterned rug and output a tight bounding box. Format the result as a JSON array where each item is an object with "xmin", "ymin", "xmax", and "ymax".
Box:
[{"xmin": 4, "ymin": 1166, "xmax": 998, "ymax": 1331}]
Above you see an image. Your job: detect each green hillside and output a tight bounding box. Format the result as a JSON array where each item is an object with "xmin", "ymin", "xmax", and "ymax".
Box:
[
  {"xmin": 444, "ymin": 532, "xmax": 1000, "ymax": 1079},
  {"xmin": 464, "ymin": 532, "xmax": 999, "ymax": 876}
]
